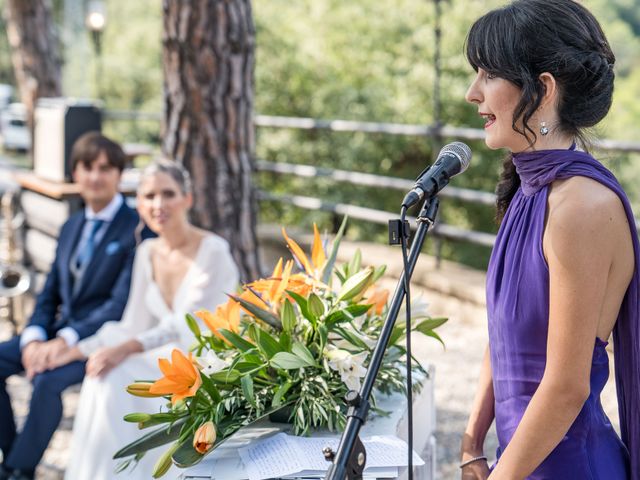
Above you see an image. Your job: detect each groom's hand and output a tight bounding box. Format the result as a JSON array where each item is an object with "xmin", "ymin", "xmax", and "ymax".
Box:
[
  {"xmin": 21, "ymin": 341, "xmax": 43, "ymax": 378},
  {"xmin": 41, "ymin": 337, "xmax": 69, "ymax": 367},
  {"xmin": 48, "ymin": 346, "xmax": 86, "ymax": 370},
  {"xmin": 26, "ymin": 338, "xmax": 69, "ymax": 378}
]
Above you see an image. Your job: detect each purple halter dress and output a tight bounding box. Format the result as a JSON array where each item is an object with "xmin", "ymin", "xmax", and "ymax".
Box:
[{"xmin": 486, "ymin": 147, "xmax": 639, "ymax": 479}]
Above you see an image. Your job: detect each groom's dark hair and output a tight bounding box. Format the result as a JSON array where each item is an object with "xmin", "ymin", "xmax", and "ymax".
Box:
[{"xmin": 71, "ymin": 131, "xmax": 127, "ymax": 173}]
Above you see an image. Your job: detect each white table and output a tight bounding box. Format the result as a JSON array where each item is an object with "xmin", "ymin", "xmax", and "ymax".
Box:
[{"xmin": 181, "ymin": 365, "xmax": 436, "ymax": 480}]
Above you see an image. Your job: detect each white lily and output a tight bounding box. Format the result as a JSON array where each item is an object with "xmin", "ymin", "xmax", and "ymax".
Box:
[
  {"xmin": 196, "ymin": 350, "xmax": 227, "ymax": 376},
  {"xmin": 325, "ymin": 347, "xmax": 368, "ymax": 392},
  {"xmin": 398, "ymin": 294, "xmax": 430, "ymax": 321}
]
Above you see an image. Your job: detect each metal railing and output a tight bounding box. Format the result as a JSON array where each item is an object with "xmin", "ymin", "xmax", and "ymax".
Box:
[
  {"xmin": 104, "ymin": 111, "xmax": 640, "ymax": 255},
  {"xmin": 105, "ymin": 110, "xmax": 640, "ymax": 153},
  {"xmin": 255, "ymin": 160, "xmax": 497, "ymax": 248}
]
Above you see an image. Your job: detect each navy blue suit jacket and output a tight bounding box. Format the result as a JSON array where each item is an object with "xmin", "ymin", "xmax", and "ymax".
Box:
[{"xmin": 28, "ymin": 202, "xmax": 144, "ymax": 340}]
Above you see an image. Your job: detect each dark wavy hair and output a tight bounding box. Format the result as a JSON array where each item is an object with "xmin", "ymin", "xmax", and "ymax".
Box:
[{"xmin": 465, "ymin": 0, "xmax": 615, "ymax": 221}]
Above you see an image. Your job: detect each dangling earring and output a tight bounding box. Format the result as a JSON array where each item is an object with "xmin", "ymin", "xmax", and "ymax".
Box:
[{"xmin": 540, "ymin": 121, "xmax": 549, "ymax": 136}]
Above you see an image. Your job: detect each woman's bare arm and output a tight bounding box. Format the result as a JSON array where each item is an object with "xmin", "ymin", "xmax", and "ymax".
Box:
[{"xmin": 461, "ymin": 344, "xmax": 495, "ymax": 479}]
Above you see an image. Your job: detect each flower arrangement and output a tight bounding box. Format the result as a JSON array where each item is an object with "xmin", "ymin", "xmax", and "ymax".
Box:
[{"xmin": 115, "ymin": 221, "xmax": 447, "ymax": 477}]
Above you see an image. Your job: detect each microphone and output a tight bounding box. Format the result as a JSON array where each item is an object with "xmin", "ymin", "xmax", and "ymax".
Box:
[{"xmin": 401, "ymin": 142, "xmax": 472, "ymax": 208}]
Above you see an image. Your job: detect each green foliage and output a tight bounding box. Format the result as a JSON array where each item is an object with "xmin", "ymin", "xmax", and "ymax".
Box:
[
  {"xmin": 252, "ymin": 0, "xmax": 640, "ymax": 268},
  {"xmin": 1, "ymin": 0, "xmax": 638, "ymax": 265},
  {"xmin": 252, "ymin": 0, "xmax": 504, "ymax": 266},
  {"xmin": 52, "ymin": 0, "xmax": 163, "ymax": 147}
]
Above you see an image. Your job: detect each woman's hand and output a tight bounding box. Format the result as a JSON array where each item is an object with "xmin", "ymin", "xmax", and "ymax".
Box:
[
  {"xmin": 461, "ymin": 458, "xmax": 490, "ymax": 480},
  {"xmin": 86, "ymin": 340, "xmax": 142, "ymax": 378},
  {"xmin": 47, "ymin": 346, "xmax": 86, "ymax": 370}
]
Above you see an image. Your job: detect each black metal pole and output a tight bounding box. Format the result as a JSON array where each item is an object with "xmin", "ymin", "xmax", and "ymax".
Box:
[{"xmin": 324, "ymin": 197, "xmax": 440, "ymax": 480}]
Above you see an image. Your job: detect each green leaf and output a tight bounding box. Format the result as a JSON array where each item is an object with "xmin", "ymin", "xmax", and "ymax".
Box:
[
  {"xmin": 337, "ymin": 267, "xmax": 374, "ymax": 302},
  {"xmin": 241, "ymin": 375, "xmax": 255, "ymax": 405},
  {"xmin": 333, "ymin": 327, "xmax": 369, "ymax": 350},
  {"xmin": 209, "ymin": 369, "xmax": 241, "ymax": 384},
  {"xmin": 271, "ymin": 352, "xmax": 314, "ymax": 369},
  {"xmin": 272, "ymin": 381, "xmax": 293, "ymax": 407},
  {"xmin": 286, "ymin": 290, "xmax": 314, "ymax": 322},
  {"xmin": 171, "ymin": 435, "xmax": 203, "ymax": 468},
  {"xmin": 200, "ymin": 373, "xmax": 222, "ymax": 403},
  {"xmin": 279, "ymin": 331, "xmax": 292, "ymax": 351},
  {"xmin": 218, "ymin": 329, "xmax": 255, "ymax": 352},
  {"xmin": 349, "ymin": 248, "xmax": 362, "ymax": 275},
  {"xmin": 281, "ymin": 299, "xmax": 297, "ymax": 332},
  {"xmin": 321, "ymin": 215, "xmax": 348, "ymax": 284},
  {"xmin": 422, "ymin": 329, "xmax": 446, "ymax": 349},
  {"xmin": 229, "ymin": 294, "xmax": 282, "ymax": 330},
  {"xmin": 291, "ymin": 342, "xmax": 316, "ymax": 366},
  {"xmin": 325, "ymin": 304, "xmax": 371, "ymax": 327},
  {"xmin": 415, "ymin": 317, "xmax": 448, "ymax": 332},
  {"xmin": 371, "ymin": 265, "xmax": 387, "ymax": 284},
  {"xmin": 185, "ymin": 313, "xmax": 202, "ymax": 337},
  {"xmin": 233, "ymin": 361, "xmax": 263, "ymax": 373},
  {"xmin": 138, "ymin": 413, "xmax": 186, "ymax": 430},
  {"xmin": 389, "ymin": 325, "xmax": 406, "ymax": 345},
  {"xmin": 256, "ymin": 329, "xmax": 282, "ymax": 359},
  {"xmin": 242, "ymin": 353, "xmax": 263, "ymax": 365},
  {"xmin": 318, "ymin": 324, "xmax": 328, "ymax": 350},
  {"xmin": 114, "ymin": 418, "xmax": 188, "ymax": 459},
  {"xmin": 308, "ymin": 293, "xmax": 325, "ymax": 317}
]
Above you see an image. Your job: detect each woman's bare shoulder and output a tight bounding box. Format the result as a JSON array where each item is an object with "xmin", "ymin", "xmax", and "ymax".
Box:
[{"xmin": 547, "ymin": 176, "xmax": 626, "ymax": 226}]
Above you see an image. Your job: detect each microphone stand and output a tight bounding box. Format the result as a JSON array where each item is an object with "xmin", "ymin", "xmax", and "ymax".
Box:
[{"xmin": 324, "ymin": 197, "xmax": 440, "ymax": 480}]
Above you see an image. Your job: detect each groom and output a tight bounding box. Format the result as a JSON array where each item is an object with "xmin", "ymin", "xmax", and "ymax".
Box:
[{"xmin": 0, "ymin": 132, "xmax": 144, "ymax": 480}]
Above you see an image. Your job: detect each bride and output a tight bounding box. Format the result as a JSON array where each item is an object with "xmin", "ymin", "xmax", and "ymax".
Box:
[{"xmin": 58, "ymin": 159, "xmax": 239, "ymax": 479}]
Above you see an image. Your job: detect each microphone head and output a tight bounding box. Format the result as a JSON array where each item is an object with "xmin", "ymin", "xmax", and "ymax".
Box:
[{"xmin": 440, "ymin": 142, "xmax": 472, "ymax": 175}]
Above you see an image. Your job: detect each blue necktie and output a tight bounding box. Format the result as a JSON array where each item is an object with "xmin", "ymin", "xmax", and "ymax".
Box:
[{"xmin": 76, "ymin": 219, "xmax": 105, "ymax": 269}]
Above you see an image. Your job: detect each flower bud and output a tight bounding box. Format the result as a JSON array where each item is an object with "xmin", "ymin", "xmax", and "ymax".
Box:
[
  {"xmin": 152, "ymin": 442, "xmax": 178, "ymax": 478},
  {"xmin": 123, "ymin": 413, "xmax": 152, "ymax": 423},
  {"xmin": 126, "ymin": 382, "xmax": 164, "ymax": 398},
  {"xmin": 337, "ymin": 267, "xmax": 374, "ymax": 302},
  {"xmin": 193, "ymin": 420, "xmax": 217, "ymax": 454}
]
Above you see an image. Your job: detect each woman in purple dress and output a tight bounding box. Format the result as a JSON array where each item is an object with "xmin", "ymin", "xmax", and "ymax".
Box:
[{"xmin": 459, "ymin": 1, "xmax": 639, "ymax": 479}]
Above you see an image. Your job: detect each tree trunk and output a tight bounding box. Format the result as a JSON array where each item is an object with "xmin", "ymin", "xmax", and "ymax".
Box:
[
  {"xmin": 162, "ymin": 0, "xmax": 260, "ymax": 282},
  {"xmin": 4, "ymin": 0, "xmax": 62, "ymax": 129}
]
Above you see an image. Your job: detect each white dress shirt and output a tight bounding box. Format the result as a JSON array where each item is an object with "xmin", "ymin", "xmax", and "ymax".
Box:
[{"xmin": 20, "ymin": 194, "xmax": 124, "ymax": 349}]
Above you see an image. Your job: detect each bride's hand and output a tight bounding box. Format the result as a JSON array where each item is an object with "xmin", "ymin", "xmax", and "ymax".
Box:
[{"xmin": 86, "ymin": 344, "xmax": 131, "ymax": 378}]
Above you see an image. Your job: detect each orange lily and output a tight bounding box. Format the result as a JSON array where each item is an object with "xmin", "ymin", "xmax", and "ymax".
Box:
[
  {"xmin": 149, "ymin": 349, "xmax": 202, "ymax": 405},
  {"xmin": 282, "ymin": 224, "xmax": 327, "ymax": 278},
  {"xmin": 364, "ymin": 286, "xmax": 390, "ymax": 316},
  {"xmin": 287, "ymin": 273, "xmax": 315, "ymax": 298},
  {"xmin": 244, "ymin": 258, "xmax": 294, "ymax": 313},
  {"xmin": 195, "ymin": 301, "xmax": 240, "ymax": 341}
]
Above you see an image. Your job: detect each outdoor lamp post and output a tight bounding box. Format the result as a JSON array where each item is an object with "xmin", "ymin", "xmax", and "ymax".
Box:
[
  {"xmin": 85, "ymin": 1, "xmax": 106, "ymax": 56},
  {"xmin": 85, "ymin": 1, "xmax": 106, "ymax": 98}
]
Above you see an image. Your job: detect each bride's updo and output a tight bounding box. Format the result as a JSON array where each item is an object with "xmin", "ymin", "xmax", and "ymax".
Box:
[{"xmin": 138, "ymin": 158, "xmax": 192, "ymax": 196}]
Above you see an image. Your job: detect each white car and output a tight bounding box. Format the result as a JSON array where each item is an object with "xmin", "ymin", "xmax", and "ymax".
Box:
[
  {"xmin": 0, "ymin": 84, "xmax": 13, "ymax": 110},
  {"xmin": 0, "ymin": 103, "xmax": 31, "ymax": 152}
]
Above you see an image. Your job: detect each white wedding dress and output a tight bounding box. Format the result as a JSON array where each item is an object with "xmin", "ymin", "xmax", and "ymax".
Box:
[{"xmin": 64, "ymin": 235, "xmax": 239, "ymax": 480}]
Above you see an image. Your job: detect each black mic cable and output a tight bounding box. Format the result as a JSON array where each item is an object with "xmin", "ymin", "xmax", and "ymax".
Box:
[{"xmin": 400, "ymin": 204, "xmax": 414, "ymax": 480}]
